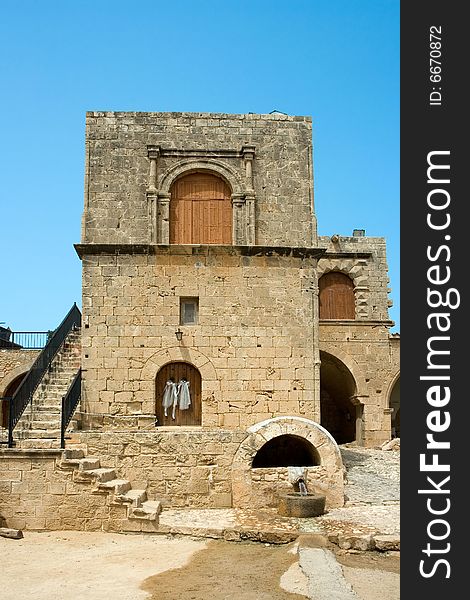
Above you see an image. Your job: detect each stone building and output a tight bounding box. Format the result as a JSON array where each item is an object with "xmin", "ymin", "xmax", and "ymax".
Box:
[{"xmin": 0, "ymin": 111, "xmax": 399, "ymax": 530}]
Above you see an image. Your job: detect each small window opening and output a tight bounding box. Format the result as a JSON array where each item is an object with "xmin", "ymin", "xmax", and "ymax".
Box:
[{"xmin": 180, "ymin": 298, "xmax": 199, "ymax": 325}]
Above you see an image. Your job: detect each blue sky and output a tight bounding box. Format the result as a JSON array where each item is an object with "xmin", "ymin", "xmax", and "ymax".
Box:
[{"xmin": 0, "ymin": 0, "xmax": 399, "ymax": 332}]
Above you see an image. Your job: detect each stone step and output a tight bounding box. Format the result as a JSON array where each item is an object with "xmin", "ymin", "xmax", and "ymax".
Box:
[
  {"xmin": 17, "ymin": 429, "xmax": 61, "ymax": 438},
  {"xmin": 115, "ymin": 489, "xmax": 147, "ymax": 507},
  {"xmin": 77, "ymin": 457, "xmax": 101, "ymax": 470},
  {"xmin": 26, "ymin": 421, "xmax": 60, "ymax": 437},
  {"xmin": 128, "ymin": 500, "xmax": 162, "ymax": 521},
  {"xmin": 59, "ymin": 456, "xmax": 94, "ymax": 470},
  {"xmin": 18, "ymin": 438, "xmax": 61, "ymax": 449},
  {"xmin": 30, "ymin": 419, "xmax": 61, "ymax": 428},
  {"xmin": 95, "ymin": 479, "xmax": 132, "ymax": 495},
  {"xmin": 129, "ymin": 500, "xmax": 161, "ymax": 521},
  {"xmin": 63, "ymin": 448, "xmax": 85, "ymax": 460},
  {"xmin": 76, "ymin": 467, "xmax": 117, "ymax": 483},
  {"xmin": 36, "ymin": 387, "xmax": 72, "ymax": 393}
]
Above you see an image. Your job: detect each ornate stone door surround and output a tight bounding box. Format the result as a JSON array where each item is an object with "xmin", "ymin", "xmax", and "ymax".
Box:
[{"xmin": 147, "ymin": 145, "xmax": 256, "ymax": 246}]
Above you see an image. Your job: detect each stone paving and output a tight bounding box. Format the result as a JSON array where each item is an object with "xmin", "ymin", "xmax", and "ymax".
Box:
[{"xmin": 157, "ymin": 444, "xmax": 400, "ymax": 549}]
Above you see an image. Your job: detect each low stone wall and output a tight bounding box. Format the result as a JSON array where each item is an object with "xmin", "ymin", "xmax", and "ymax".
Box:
[
  {"xmin": 1, "ymin": 419, "xmax": 345, "ymax": 531},
  {"xmin": 75, "ymin": 429, "xmax": 247, "ymax": 509},
  {"xmin": 76, "ymin": 417, "xmax": 345, "ymax": 510},
  {"xmin": 0, "ymin": 449, "xmax": 132, "ymax": 532}
]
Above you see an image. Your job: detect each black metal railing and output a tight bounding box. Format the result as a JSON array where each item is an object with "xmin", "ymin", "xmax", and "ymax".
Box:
[
  {"xmin": 0, "ymin": 331, "xmax": 51, "ymax": 349},
  {"xmin": 61, "ymin": 369, "xmax": 81, "ymax": 449},
  {"xmin": 7, "ymin": 303, "xmax": 81, "ymax": 447}
]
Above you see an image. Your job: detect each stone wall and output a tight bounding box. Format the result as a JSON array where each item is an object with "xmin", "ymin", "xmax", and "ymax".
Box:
[
  {"xmin": 319, "ymin": 324, "xmax": 400, "ymax": 446},
  {"xmin": 0, "ymin": 349, "xmax": 39, "ymax": 395},
  {"xmin": 0, "ymin": 449, "xmax": 135, "ymax": 532},
  {"xmin": 0, "ymin": 418, "xmax": 345, "ymax": 531},
  {"xmin": 317, "ymin": 235, "xmax": 392, "ymax": 322},
  {"xmin": 79, "ymin": 246, "xmax": 320, "ymax": 430},
  {"xmin": 83, "ymin": 111, "xmax": 317, "ymax": 247},
  {"xmin": 76, "ymin": 430, "xmax": 246, "ymax": 509}
]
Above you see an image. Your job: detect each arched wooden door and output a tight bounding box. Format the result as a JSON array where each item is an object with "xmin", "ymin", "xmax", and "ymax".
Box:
[
  {"xmin": 319, "ymin": 272, "xmax": 355, "ymax": 319},
  {"xmin": 169, "ymin": 172, "xmax": 232, "ymax": 244},
  {"xmin": 1, "ymin": 374, "xmax": 27, "ymax": 428},
  {"xmin": 155, "ymin": 362, "xmax": 202, "ymax": 426}
]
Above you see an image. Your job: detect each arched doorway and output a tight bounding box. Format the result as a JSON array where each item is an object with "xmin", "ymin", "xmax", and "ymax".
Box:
[
  {"xmin": 1, "ymin": 373, "xmax": 27, "ymax": 429},
  {"xmin": 389, "ymin": 376, "xmax": 400, "ymax": 437},
  {"xmin": 169, "ymin": 172, "xmax": 232, "ymax": 244},
  {"xmin": 252, "ymin": 434, "xmax": 320, "ymax": 468},
  {"xmin": 319, "ymin": 272, "xmax": 355, "ymax": 319},
  {"xmin": 155, "ymin": 362, "xmax": 202, "ymax": 426},
  {"xmin": 320, "ymin": 351, "xmax": 358, "ymax": 444}
]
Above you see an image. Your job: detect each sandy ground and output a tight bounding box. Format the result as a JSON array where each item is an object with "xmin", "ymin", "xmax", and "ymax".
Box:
[
  {"xmin": 1, "ymin": 446, "xmax": 400, "ymax": 599},
  {"xmin": 1, "ymin": 531, "xmax": 399, "ymax": 600}
]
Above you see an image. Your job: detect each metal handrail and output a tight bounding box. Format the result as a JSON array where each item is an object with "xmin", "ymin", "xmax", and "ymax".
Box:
[
  {"xmin": 8, "ymin": 303, "xmax": 81, "ymax": 447},
  {"xmin": 0, "ymin": 331, "xmax": 51, "ymax": 349},
  {"xmin": 61, "ymin": 369, "xmax": 81, "ymax": 449}
]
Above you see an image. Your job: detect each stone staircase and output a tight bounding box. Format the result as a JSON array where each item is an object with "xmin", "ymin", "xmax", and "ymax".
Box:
[
  {"xmin": 58, "ymin": 448, "xmax": 161, "ymax": 531},
  {"xmin": 16, "ymin": 328, "xmax": 81, "ymax": 448}
]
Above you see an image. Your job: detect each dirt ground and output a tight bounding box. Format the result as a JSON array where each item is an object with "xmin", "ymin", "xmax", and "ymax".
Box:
[{"xmin": 1, "ymin": 531, "xmax": 399, "ymax": 600}]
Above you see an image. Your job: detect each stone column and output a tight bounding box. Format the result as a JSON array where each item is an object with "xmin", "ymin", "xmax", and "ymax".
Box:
[
  {"xmin": 231, "ymin": 194, "xmax": 246, "ymax": 245},
  {"xmin": 245, "ymin": 192, "xmax": 256, "ymax": 246},
  {"xmin": 147, "ymin": 146, "xmax": 160, "ymax": 192},
  {"xmin": 158, "ymin": 193, "xmax": 171, "ymax": 244},
  {"xmin": 147, "ymin": 146, "xmax": 160, "ymax": 242},
  {"xmin": 242, "ymin": 146, "xmax": 256, "ymax": 245},
  {"xmin": 147, "ymin": 192, "xmax": 158, "ymax": 243},
  {"xmin": 242, "ymin": 145, "xmax": 255, "ymax": 188}
]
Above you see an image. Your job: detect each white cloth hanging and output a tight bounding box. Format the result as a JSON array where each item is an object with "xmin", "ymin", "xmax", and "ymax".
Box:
[
  {"xmin": 177, "ymin": 378, "xmax": 191, "ymax": 410},
  {"xmin": 162, "ymin": 380, "xmax": 178, "ymax": 419}
]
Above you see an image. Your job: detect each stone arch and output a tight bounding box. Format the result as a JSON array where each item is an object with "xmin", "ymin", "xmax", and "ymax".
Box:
[
  {"xmin": 232, "ymin": 416, "xmax": 344, "ymax": 509},
  {"xmin": 0, "ymin": 366, "xmax": 32, "ymax": 429},
  {"xmin": 141, "ymin": 347, "xmax": 217, "ymax": 422},
  {"xmin": 159, "ymin": 159, "xmax": 244, "ymax": 197},
  {"xmin": 318, "ymin": 344, "xmax": 366, "ymax": 395},
  {"xmin": 141, "ymin": 346, "xmax": 216, "ymax": 381},
  {"xmin": 0, "ymin": 363, "xmax": 33, "ymax": 397},
  {"xmin": 386, "ymin": 371, "xmax": 400, "ymax": 438},
  {"xmin": 320, "ymin": 350, "xmax": 361, "ymax": 444}
]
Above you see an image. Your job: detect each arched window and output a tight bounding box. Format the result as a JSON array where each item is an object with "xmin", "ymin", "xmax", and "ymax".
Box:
[
  {"xmin": 169, "ymin": 172, "xmax": 232, "ymax": 244},
  {"xmin": 155, "ymin": 362, "xmax": 201, "ymax": 426},
  {"xmin": 319, "ymin": 272, "xmax": 355, "ymax": 319}
]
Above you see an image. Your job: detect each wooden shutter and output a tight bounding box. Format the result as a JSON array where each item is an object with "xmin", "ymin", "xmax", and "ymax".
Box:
[
  {"xmin": 319, "ymin": 272, "xmax": 355, "ymax": 319},
  {"xmin": 169, "ymin": 173, "xmax": 232, "ymax": 244},
  {"xmin": 155, "ymin": 362, "xmax": 202, "ymax": 426}
]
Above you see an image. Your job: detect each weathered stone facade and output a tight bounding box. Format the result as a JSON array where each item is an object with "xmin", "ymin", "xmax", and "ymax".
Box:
[
  {"xmin": 81, "ymin": 111, "xmax": 317, "ymax": 248},
  {"xmin": 317, "ymin": 235, "xmax": 400, "ymax": 447},
  {"xmin": 0, "ymin": 111, "xmax": 399, "ymax": 525},
  {"xmin": 0, "ymin": 349, "xmax": 39, "ymax": 430},
  {"xmin": 73, "ymin": 111, "xmax": 399, "ymax": 507},
  {"xmin": 0, "ymin": 349, "xmax": 39, "ymax": 396}
]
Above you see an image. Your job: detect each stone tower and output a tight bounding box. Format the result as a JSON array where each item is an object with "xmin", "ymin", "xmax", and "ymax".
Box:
[
  {"xmin": 76, "ymin": 112, "xmax": 325, "ymax": 431},
  {"xmin": 73, "ymin": 111, "xmax": 399, "ymax": 508}
]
